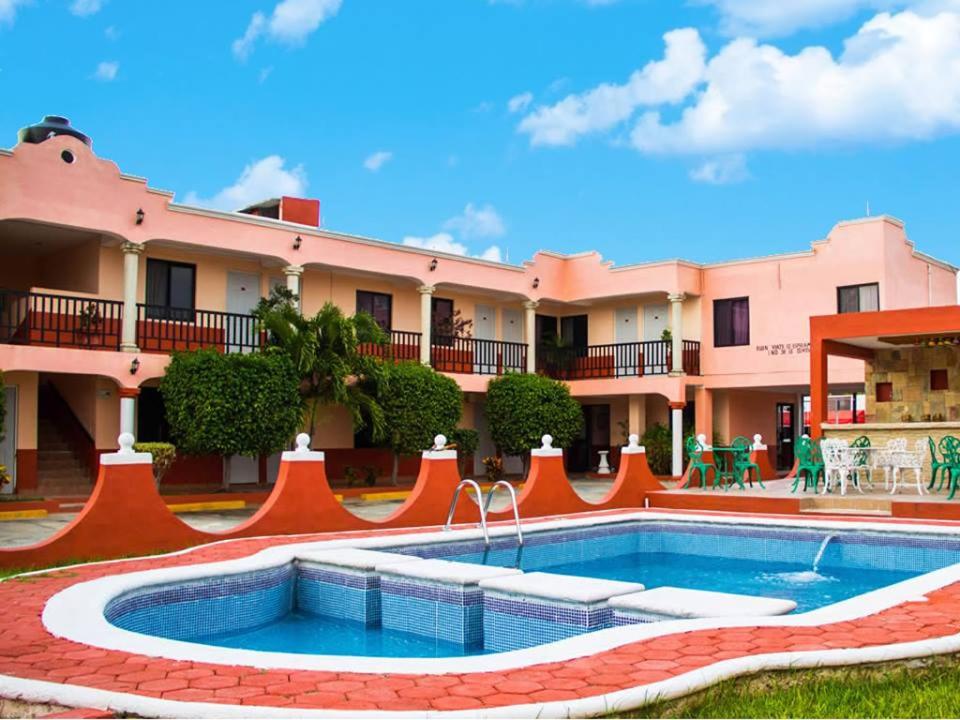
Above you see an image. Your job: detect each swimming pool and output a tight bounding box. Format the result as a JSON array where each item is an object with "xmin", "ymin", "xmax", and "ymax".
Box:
[{"xmin": 102, "ymin": 519, "xmax": 960, "ymax": 659}]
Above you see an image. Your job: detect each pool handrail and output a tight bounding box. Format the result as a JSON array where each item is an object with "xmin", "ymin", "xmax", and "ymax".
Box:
[
  {"xmin": 443, "ymin": 479, "xmax": 489, "ymax": 545},
  {"xmin": 483, "ymin": 480, "xmax": 524, "ymax": 546}
]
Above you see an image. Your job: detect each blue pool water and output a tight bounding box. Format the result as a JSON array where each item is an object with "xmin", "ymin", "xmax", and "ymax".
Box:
[
  {"xmin": 106, "ymin": 521, "xmax": 960, "ymax": 658},
  {"xmin": 196, "ymin": 611, "xmax": 483, "ymax": 657}
]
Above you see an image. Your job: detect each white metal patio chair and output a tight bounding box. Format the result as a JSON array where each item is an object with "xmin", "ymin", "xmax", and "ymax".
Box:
[
  {"xmin": 873, "ymin": 438, "xmax": 908, "ymax": 490},
  {"xmin": 889, "ymin": 439, "xmax": 927, "ymax": 496},
  {"xmin": 821, "ymin": 439, "xmax": 863, "ymax": 496}
]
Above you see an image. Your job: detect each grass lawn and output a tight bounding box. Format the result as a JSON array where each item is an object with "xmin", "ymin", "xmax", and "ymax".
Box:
[{"xmin": 618, "ymin": 654, "xmax": 960, "ymax": 718}]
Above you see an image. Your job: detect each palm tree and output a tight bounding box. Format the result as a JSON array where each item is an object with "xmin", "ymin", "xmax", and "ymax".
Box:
[{"xmin": 253, "ymin": 287, "xmax": 389, "ymax": 443}]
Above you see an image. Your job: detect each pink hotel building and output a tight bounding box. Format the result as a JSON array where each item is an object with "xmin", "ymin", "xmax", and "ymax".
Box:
[{"xmin": 0, "ymin": 117, "xmax": 957, "ymax": 495}]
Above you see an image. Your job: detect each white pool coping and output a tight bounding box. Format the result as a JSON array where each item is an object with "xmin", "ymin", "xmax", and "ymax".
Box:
[
  {"xmin": 376, "ymin": 557, "xmax": 521, "ymax": 585},
  {"xmin": 40, "ymin": 510, "xmax": 960, "ymax": 678},
  {"xmin": 297, "ymin": 549, "xmax": 419, "ymax": 571},
  {"xmin": 610, "ymin": 586, "xmax": 797, "ymax": 617},
  {"xmin": 479, "ymin": 571, "xmax": 644, "ymax": 604}
]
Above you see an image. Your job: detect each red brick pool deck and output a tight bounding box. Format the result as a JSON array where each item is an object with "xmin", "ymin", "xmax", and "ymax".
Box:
[{"xmin": 5, "ymin": 509, "xmax": 960, "ymax": 716}]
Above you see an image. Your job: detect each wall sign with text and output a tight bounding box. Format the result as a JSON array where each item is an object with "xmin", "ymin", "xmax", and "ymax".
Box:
[{"xmin": 755, "ymin": 342, "xmax": 811, "ymax": 356}]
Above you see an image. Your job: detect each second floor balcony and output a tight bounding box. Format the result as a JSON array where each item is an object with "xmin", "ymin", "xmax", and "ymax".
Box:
[
  {"xmin": 537, "ymin": 339, "xmax": 701, "ymax": 378},
  {"xmin": 0, "ymin": 289, "xmax": 701, "ymax": 379}
]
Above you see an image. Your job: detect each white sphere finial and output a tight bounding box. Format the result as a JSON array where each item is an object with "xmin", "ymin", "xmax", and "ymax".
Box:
[
  {"xmin": 433, "ymin": 434, "xmax": 447, "ymax": 450},
  {"xmin": 295, "ymin": 433, "xmax": 311, "ymax": 453},
  {"xmin": 541, "ymin": 434, "xmax": 553, "ymax": 449},
  {"xmin": 628, "ymin": 433, "xmax": 640, "ymax": 448},
  {"xmin": 117, "ymin": 432, "xmax": 135, "ymax": 454}
]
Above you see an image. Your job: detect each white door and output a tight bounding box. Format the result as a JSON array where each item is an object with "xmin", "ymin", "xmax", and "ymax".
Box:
[
  {"xmin": 643, "ymin": 303, "xmax": 669, "ymax": 374},
  {"xmin": 226, "ymin": 271, "xmax": 261, "ymax": 353},
  {"xmin": 502, "ymin": 309, "xmax": 523, "ymax": 343},
  {"xmin": 615, "ymin": 307, "xmax": 639, "ymax": 376},
  {"xmin": 226, "ymin": 455, "xmax": 259, "ymax": 486},
  {"xmin": 0, "ymin": 387, "xmax": 16, "ymax": 494},
  {"xmin": 474, "ymin": 304, "xmax": 496, "ymax": 374}
]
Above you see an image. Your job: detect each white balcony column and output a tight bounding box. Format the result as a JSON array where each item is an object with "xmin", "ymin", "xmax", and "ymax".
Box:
[
  {"xmin": 670, "ymin": 401, "xmax": 685, "ymax": 477},
  {"xmin": 418, "ymin": 285, "xmax": 435, "ymax": 365},
  {"xmin": 283, "ymin": 265, "xmax": 304, "ymax": 309},
  {"xmin": 523, "ymin": 300, "xmax": 539, "ymax": 373},
  {"xmin": 120, "ymin": 241, "xmax": 144, "ymax": 352},
  {"xmin": 119, "ymin": 388, "xmax": 139, "ymax": 437},
  {"xmin": 668, "ymin": 292, "xmax": 686, "ymax": 376}
]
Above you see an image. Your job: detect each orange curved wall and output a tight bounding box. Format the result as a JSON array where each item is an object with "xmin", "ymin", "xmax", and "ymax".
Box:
[{"xmin": 0, "ymin": 447, "xmax": 663, "ymax": 570}]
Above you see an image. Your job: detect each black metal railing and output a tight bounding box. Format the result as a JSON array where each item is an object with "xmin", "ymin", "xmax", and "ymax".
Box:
[
  {"xmin": 0, "ymin": 289, "xmax": 123, "ymax": 350},
  {"xmin": 358, "ymin": 329, "xmax": 422, "ymax": 363},
  {"xmin": 136, "ymin": 303, "xmax": 264, "ymax": 353},
  {"xmin": 431, "ymin": 336, "xmax": 527, "ymax": 375},
  {"xmin": 537, "ymin": 339, "xmax": 701, "ymax": 379}
]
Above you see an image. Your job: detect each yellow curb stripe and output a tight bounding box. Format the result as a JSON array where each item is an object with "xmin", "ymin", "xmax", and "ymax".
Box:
[
  {"xmin": 0, "ymin": 509, "xmax": 48, "ymax": 521},
  {"xmin": 167, "ymin": 500, "xmax": 247, "ymax": 513}
]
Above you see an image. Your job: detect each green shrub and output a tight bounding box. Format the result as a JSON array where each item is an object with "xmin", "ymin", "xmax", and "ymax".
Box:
[
  {"xmin": 133, "ymin": 442, "xmax": 177, "ymax": 485},
  {"xmin": 160, "ymin": 349, "xmax": 301, "ymax": 487},
  {"xmin": 486, "ymin": 373, "xmax": 583, "ymax": 472},
  {"xmin": 378, "ymin": 362, "xmax": 463, "ymax": 483},
  {"xmin": 449, "ymin": 427, "xmax": 479, "ymax": 478},
  {"xmin": 641, "ymin": 423, "xmax": 673, "ymax": 475}
]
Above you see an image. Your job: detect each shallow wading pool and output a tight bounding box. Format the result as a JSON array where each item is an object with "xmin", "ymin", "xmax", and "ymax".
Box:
[{"xmin": 100, "ymin": 519, "xmax": 960, "ymax": 659}]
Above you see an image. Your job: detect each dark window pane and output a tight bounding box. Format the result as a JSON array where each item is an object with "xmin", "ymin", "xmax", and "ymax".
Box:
[
  {"xmin": 838, "ymin": 283, "xmax": 879, "ymax": 313},
  {"xmin": 168, "ymin": 265, "xmax": 194, "ymax": 309},
  {"xmin": 356, "ymin": 291, "xmax": 392, "ymax": 331},
  {"xmin": 714, "ymin": 297, "xmax": 749, "ymax": 347},
  {"xmin": 145, "ymin": 260, "xmax": 168, "ymax": 316}
]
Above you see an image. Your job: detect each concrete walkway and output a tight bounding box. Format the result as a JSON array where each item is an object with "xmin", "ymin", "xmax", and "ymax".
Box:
[{"xmin": 0, "ymin": 480, "xmax": 617, "ymax": 549}]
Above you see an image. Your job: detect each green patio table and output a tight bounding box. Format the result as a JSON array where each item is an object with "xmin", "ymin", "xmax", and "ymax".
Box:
[{"xmin": 709, "ymin": 446, "xmax": 747, "ymax": 490}]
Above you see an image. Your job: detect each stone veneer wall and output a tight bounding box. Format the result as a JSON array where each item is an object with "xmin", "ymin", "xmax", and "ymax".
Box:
[
  {"xmin": 824, "ymin": 422, "xmax": 960, "ymax": 484},
  {"xmin": 866, "ymin": 346, "xmax": 960, "ymax": 423}
]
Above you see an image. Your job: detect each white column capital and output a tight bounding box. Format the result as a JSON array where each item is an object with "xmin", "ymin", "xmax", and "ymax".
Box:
[
  {"xmin": 121, "ymin": 241, "xmax": 144, "ymax": 256},
  {"xmin": 418, "ymin": 285, "xmax": 436, "ymax": 296},
  {"xmin": 523, "ymin": 300, "xmax": 540, "ymax": 311},
  {"xmin": 667, "ymin": 292, "xmax": 686, "ymax": 303},
  {"xmin": 283, "ymin": 264, "xmax": 304, "ymax": 277}
]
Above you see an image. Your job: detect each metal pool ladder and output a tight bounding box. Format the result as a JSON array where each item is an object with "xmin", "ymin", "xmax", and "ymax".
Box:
[
  {"xmin": 443, "ymin": 480, "xmax": 524, "ymax": 547},
  {"xmin": 444, "ymin": 479, "xmax": 489, "ymax": 546},
  {"xmin": 483, "ymin": 480, "xmax": 524, "ymax": 547}
]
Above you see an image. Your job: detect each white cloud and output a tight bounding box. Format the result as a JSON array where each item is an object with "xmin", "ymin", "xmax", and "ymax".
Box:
[
  {"xmin": 402, "ymin": 233, "xmax": 469, "ymax": 256},
  {"xmin": 183, "ymin": 155, "xmax": 307, "ymax": 211},
  {"xmin": 507, "ymin": 91, "xmax": 533, "ymax": 113},
  {"xmin": 0, "ymin": 0, "xmax": 29, "ymax": 25},
  {"xmin": 104, "ymin": 25, "xmax": 119, "ymax": 40},
  {"xmin": 258, "ymin": 66, "xmax": 273, "ymax": 83},
  {"xmin": 518, "ymin": 7, "xmax": 960, "ymax": 164},
  {"xmin": 233, "ymin": 0, "xmax": 342, "ymax": 60},
  {"xmin": 689, "ymin": 154, "xmax": 750, "ymax": 184},
  {"xmin": 70, "ymin": 0, "xmax": 104, "ymax": 16},
  {"xmin": 518, "ymin": 28, "xmax": 707, "ymax": 146},
  {"xmin": 402, "ymin": 233, "xmax": 503, "ymax": 264},
  {"xmin": 631, "ymin": 9, "xmax": 960, "ymax": 155},
  {"xmin": 92, "ymin": 61, "xmax": 118, "ymax": 81},
  {"xmin": 443, "ymin": 202, "xmax": 506, "ymax": 239},
  {"xmin": 477, "ymin": 245, "xmax": 503, "ymax": 262},
  {"xmin": 699, "ymin": 0, "xmax": 902, "ymax": 37},
  {"xmin": 363, "ymin": 150, "xmax": 393, "ymax": 172}
]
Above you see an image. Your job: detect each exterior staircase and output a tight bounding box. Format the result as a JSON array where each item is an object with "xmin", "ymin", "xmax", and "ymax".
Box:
[{"xmin": 36, "ymin": 396, "xmax": 94, "ymax": 498}]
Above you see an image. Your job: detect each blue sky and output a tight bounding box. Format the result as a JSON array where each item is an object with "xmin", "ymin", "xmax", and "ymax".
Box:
[{"xmin": 2, "ymin": 0, "xmax": 960, "ymax": 267}]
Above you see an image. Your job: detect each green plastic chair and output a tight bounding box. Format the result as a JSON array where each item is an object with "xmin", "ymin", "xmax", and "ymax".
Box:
[
  {"xmin": 730, "ymin": 435, "xmax": 763, "ymax": 490},
  {"xmin": 941, "ymin": 436, "xmax": 960, "ymax": 499},
  {"xmin": 850, "ymin": 435, "xmax": 872, "ymax": 489},
  {"xmin": 792, "ymin": 436, "xmax": 824, "ymax": 492},
  {"xmin": 683, "ymin": 435, "xmax": 715, "ymax": 489},
  {"xmin": 928, "ymin": 436, "xmax": 953, "ymax": 491}
]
